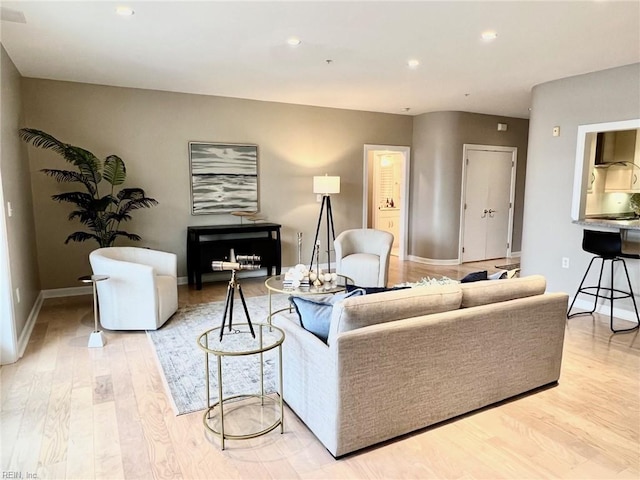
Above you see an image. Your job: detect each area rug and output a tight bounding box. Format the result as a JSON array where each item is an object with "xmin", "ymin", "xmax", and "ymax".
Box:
[{"xmin": 147, "ymin": 293, "xmax": 290, "ymax": 416}]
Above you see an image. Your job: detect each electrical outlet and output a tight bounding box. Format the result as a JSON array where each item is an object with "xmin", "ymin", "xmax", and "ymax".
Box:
[
  {"xmin": 562, "ymin": 257, "xmax": 570, "ymax": 269},
  {"xmin": 316, "ymin": 194, "xmax": 323, "ymax": 203},
  {"xmin": 553, "ymin": 126, "xmax": 561, "ymax": 137}
]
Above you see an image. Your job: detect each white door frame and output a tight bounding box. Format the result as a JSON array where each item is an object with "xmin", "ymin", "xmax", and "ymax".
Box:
[
  {"xmin": 363, "ymin": 144, "xmax": 411, "ymax": 261},
  {"xmin": 0, "ymin": 168, "xmax": 18, "ymax": 365},
  {"xmin": 458, "ymin": 144, "xmax": 517, "ymax": 263}
]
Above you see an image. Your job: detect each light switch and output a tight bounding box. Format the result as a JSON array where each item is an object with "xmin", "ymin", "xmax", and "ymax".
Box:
[
  {"xmin": 553, "ymin": 126, "xmax": 561, "ymax": 137},
  {"xmin": 7, "ymin": 201, "xmax": 13, "ymax": 217}
]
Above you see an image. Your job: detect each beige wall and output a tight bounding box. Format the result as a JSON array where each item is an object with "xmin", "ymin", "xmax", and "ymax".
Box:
[
  {"xmin": 21, "ymin": 79, "xmax": 413, "ymax": 289},
  {"xmin": 411, "ymin": 111, "xmax": 529, "ymax": 260},
  {"xmin": 0, "ymin": 46, "xmax": 40, "ymax": 347},
  {"xmin": 522, "ymin": 63, "xmax": 640, "ymax": 311}
]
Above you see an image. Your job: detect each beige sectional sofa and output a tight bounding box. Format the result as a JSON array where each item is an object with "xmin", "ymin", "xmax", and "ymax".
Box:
[{"xmin": 272, "ymin": 275, "xmax": 568, "ymax": 457}]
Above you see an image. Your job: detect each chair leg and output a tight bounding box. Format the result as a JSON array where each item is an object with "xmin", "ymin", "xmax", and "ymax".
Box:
[
  {"xmin": 610, "ymin": 258, "xmax": 640, "ymax": 333},
  {"xmin": 593, "ymin": 257, "xmax": 606, "ymax": 314},
  {"xmin": 609, "ymin": 258, "xmax": 615, "ymax": 329},
  {"xmin": 567, "ymin": 256, "xmax": 602, "ymax": 318}
]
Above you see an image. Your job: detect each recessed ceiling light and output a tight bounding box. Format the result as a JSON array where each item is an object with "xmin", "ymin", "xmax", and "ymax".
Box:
[
  {"xmin": 481, "ymin": 31, "xmax": 498, "ymax": 41},
  {"xmin": 115, "ymin": 6, "xmax": 135, "ymax": 16},
  {"xmin": 407, "ymin": 59, "xmax": 420, "ymax": 69},
  {"xmin": 287, "ymin": 37, "xmax": 301, "ymax": 46}
]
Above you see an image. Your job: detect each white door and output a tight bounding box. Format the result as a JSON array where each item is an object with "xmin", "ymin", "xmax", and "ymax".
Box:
[{"xmin": 461, "ymin": 146, "xmax": 516, "ymax": 263}]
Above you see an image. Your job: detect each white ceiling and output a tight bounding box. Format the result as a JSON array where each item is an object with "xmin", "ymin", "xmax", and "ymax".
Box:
[{"xmin": 1, "ymin": 1, "xmax": 639, "ymax": 118}]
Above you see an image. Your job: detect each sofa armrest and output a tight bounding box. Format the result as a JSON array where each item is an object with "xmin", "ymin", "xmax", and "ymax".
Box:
[
  {"xmin": 271, "ymin": 313, "xmax": 339, "ymax": 453},
  {"xmin": 377, "ymin": 241, "xmax": 392, "ymax": 287}
]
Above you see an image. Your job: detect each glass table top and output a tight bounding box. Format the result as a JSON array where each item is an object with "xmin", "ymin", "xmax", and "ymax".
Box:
[
  {"xmin": 197, "ymin": 323, "xmax": 284, "ymax": 356},
  {"xmin": 265, "ymin": 274, "xmax": 353, "ymax": 295}
]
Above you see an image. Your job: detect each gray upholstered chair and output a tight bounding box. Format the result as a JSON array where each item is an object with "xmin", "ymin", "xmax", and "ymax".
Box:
[
  {"xmin": 334, "ymin": 228, "xmax": 394, "ymax": 287},
  {"xmin": 89, "ymin": 247, "xmax": 178, "ymax": 330}
]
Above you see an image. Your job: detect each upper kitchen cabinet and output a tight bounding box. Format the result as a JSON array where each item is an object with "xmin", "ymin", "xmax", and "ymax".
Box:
[{"xmin": 599, "ymin": 128, "xmax": 640, "ymax": 192}]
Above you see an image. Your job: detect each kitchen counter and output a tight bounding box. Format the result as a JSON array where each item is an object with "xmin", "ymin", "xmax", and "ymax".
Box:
[{"xmin": 573, "ymin": 218, "xmax": 640, "ymax": 231}]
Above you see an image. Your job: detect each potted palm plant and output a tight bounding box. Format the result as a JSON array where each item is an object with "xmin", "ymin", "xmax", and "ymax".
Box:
[{"xmin": 19, "ymin": 128, "xmax": 158, "ymax": 247}]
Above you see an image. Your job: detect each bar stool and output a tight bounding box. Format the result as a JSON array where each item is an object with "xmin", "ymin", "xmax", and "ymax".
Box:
[{"xmin": 567, "ymin": 229, "xmax": 640, "ymax": 333}]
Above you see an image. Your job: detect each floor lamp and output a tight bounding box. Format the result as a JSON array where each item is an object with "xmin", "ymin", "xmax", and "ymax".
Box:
[{"xmin": 310, "ymin": 175, "xmax": 340, "ymax": 272}]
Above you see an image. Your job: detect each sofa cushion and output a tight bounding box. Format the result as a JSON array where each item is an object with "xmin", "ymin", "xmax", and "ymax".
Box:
[
  {"xmin": 290, "ymin": 289, "xmax": 365, "ymax": 343},
  {"xmin": 460, "ymin": 274, "xmax": 546, "ymax": 308},
  {"xmin": 328, "ymin": 283, "xmax": 462, "ymax": 343}
]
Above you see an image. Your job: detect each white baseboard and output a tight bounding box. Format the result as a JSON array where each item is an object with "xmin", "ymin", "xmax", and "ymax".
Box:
[
  {"xmin": 18, "ymin": 265, "xmax": 313, "ymax": 360},
  {"xmin": 406, "ymin": 255, "xmax": 521, "ymax": 267},
  {"xmin": 17, "ymin": 291, "xmax": 44, "ymax": 359},
  {"xmin": 18, "ymin": 270, "xmax": 636, "ymax": 361},
  {"xmin": 407, "ymin": 255, "xmax": 459, "ymax": 266},
  {"xmin": 39, "ymin": 272, "xmax": 271, "ymax": 297},
  {"xmin": 39, "ymin": 262, "xmax": 335, "ymax": 298},
  {"xmin": 569, "ymin": 298, "xmax": 640, "ymax": 323},
  {"xmin": 42, "ymin": 285, "xmax": 92, "ymax": 298}
]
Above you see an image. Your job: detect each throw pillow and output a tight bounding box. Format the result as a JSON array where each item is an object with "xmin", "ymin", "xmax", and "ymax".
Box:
[
  {"xmin": 460, "ymin": 270, "xmax": 488, "ymax": 283},
  {"xmin": 345, "ymin": 284, "xmax": 410, "ymax": 295},
  {"xmin": 488, "ymin": 270, "xmax": 508, "ymax": 280},
  {"xmin": 289, "ymin": 289, "xmax": 365, "ymax": 343}
]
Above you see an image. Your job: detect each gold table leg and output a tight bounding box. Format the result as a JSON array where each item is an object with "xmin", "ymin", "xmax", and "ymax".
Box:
[{"xmin": 217, "ymin": 355, "xmax": 224, "ymax": 450}]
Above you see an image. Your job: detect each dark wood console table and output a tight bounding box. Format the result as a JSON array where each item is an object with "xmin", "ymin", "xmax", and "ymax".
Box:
[{"xmin": 187, "ymin": 223, "xmax": 282, "ymax": 290}]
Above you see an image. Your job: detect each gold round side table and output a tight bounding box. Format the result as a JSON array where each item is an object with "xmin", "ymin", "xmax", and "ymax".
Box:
[{"xmin": 196, "ymin": 322, "xmax": 285, "ymax": 450}]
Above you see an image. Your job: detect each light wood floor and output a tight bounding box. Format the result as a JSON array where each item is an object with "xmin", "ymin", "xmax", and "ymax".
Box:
[{"xmin": 2, "ymin": 257, "xmax": 639, "ymax": 479}]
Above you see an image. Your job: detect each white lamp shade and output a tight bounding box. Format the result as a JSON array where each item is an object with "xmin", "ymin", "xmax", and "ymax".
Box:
[{"xmin": 313, "ymin": 175, "xmax": 340, "ymax": 195}]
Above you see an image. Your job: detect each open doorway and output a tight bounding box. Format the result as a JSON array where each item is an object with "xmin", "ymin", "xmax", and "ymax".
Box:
[{"xmin": 363, "ymin": 145, "xmax": 410, "ymax": 260}]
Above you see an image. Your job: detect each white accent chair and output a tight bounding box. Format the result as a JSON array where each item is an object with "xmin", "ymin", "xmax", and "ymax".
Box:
[
  {"xmin": 89, "ymin": 247, "xmax": 178, "ymax": 330},
  {"xmin": 334, "ymin": 229, "xmax": 394, "ymax": 288}
]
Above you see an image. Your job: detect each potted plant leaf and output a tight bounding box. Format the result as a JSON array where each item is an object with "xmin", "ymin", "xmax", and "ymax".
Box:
[{"xmin": 19, "ymin": 128, "xmax": 158, "ymax": 247}]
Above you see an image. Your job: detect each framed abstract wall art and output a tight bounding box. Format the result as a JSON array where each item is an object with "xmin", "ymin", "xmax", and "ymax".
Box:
[{"xmin": 188, "ymin": 142, "xmax": 259, "ymax": 215}]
